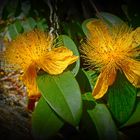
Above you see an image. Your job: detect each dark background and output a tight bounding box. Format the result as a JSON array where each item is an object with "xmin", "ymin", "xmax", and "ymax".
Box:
[{"xmin": 0, "ymin": 0, "xmax": 140, "ymax": 25}]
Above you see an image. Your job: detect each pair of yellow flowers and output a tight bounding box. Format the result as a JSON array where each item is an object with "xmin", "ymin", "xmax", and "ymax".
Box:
[{"xmin": 3, "ymin": 19, "xmax": 140, "ymax": 100}]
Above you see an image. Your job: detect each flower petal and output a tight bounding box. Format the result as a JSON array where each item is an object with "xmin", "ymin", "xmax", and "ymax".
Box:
[
  {"xmin": 38, "ymin": 47, "xmax": 78, "ymax": 75},
  {"xmin": 92, "ymin": 73, "xmax": 108, "ymax": 99},
  {"xmin": 3, "ymin": 30, "xmax": 53, "ymax": 70},
  {"xmin": 3, "ymin": 41, "xmax": 32, "ymax": 70},
  {"xmin": 86, "ymin": 19, "xmax": 112, "ymax": 47},
  {"xmin": 122, "ymin": 59, "xmax": 140, "ymax": 88},
  {"xmin": 22, "ymin": 63, "xmax": 41, "ymax": 99},
  {"xmin": 87, "ymin": 19, "xmax": 109, "ymax": 36},
  {"xmin": 92, "ymin": 67, "xmax": 116, "ymax": 99},
  {"xmin": 133, "ymin": 27, "xmax": 140, "ymax": 44}
]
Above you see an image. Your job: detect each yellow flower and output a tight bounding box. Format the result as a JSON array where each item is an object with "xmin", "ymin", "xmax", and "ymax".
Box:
[
  {"xmin": 81, "ymin": 19, "xmax": 140, "ymax": 99},
  {"xmin": 3, "ymin": 30, "xmax": 78, "ymax": 99}
]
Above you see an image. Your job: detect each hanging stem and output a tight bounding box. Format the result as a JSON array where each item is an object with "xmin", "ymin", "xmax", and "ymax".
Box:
[{"xmin": 47, "ymin": 0, "xmax": 59, "ymax": 37}]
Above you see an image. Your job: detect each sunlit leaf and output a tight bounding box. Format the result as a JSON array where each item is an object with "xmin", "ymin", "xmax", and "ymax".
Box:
[
  {"xmin": 32, "ymin": 97, "xmax": 64, "ymax": 139},
  {"xmin": 37, "ymin": 71, "xmax": 82, "ymax": 126}
]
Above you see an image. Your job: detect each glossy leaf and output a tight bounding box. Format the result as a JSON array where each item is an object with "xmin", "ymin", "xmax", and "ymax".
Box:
[
  {"xmin": 108, "ymin": 72, "xmax": 137, "ymax": 124},
  {"xmin": 82, "ymin": 93, "xmax": 118, "ymax": 140},
  {"xmin": 37, "ymin": 71, "xmax": 82, "ymax": 126},
  {"xmin": 57, "ymin": 35, "xmax": 80, "ymax": 76},
  {"xmin": 32, "ymin": 97, "xmax": 64, "ymax": 139}
]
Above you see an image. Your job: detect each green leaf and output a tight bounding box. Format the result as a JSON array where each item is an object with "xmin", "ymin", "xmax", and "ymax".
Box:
[
  {"xmin": 82, "ymin": 93, "xmax": 118, "ymax": 140},
  {"xmin": 57, "ymin": 35, "xmax": 80, "ymax": 76},
  {"xmin": 7, "ymin": 20, "xmax": 23, "ymax": 39},
  {"xmin": 76, "ymin": 69, "xmax": 98, "ymax": 94},
  {"xmin": 76, "ymin": 69, "xmax": 92, "ymax": 93},
  {"xmin": 32, "ymin": 97, "xmax": 64, "ymax": 139},
  {"xmin": 84, "ymin": 70, "xmax": 98, "ymax": 90},
  {"xmin": 37, "ymin": 71, "xmax": 82, "ymax": 126},
  {"xmin": 14, "ymin": 20, "xmax": 23, "ymax": 33},
  {"xmin": 89, "ymin": 104, "xmax": 118, "ymax": 140},
  {"xmin": 99, "ymin": 12, "xmax": 124, "ymax": 26},
  {"xmin": 122, "ymin": 99, "xmax": 140, "ymax": 127},
  {"xmin": 7, "ymin": 24, "xmax": 18, "ymax": 39},
  {"xmin": 28, "ymin": 17, "xmax": 36, "ymax": 28},
  {"xmin": 22, "ymin": 17, "xmax": 36, "ymax": 32},
  {"xmin": 36, "ymin": 18, "xmax": 48, "ymax": 31},
  {"xmin": 108, "ymin": 72, "xmax": 137, "ymax": 124},
  {"xmin": 62, "ymin": 21, "xmax": 84, "ymax": 45},
  {"xmin": 82, "ymin": 18, "xmax": 95, "ymax": 37}
]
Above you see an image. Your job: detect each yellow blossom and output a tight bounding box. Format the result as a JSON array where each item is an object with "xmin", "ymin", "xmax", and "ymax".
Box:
[
  {"xmin": 81, "ymin": 19, "xmax": 140, "ymax": 99},
  {"xmin": 3, "ymin": 30, "xmax": 78, "ymax": 99}
]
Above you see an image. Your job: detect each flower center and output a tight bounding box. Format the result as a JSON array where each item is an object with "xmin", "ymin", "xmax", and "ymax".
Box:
[{"xmin": 103, "ymin": 50, "xmax": 121, "ymax": 65}]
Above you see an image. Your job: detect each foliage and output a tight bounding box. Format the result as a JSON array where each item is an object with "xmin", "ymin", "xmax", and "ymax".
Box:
[{"xmin": 0, "ymin": 0, "xmax": 140, "ymax": 140}]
